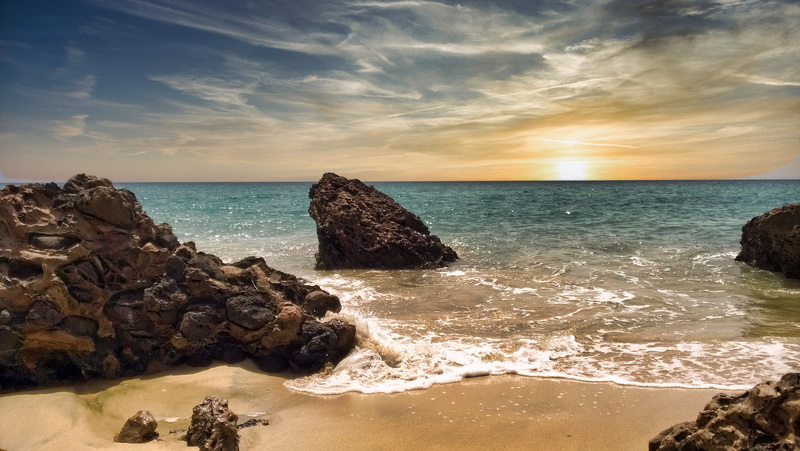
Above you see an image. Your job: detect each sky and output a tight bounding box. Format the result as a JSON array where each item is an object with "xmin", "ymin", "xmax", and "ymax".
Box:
[{"xmin": 1, "ymin": 0, "xmax": 798, "ymax": 182}]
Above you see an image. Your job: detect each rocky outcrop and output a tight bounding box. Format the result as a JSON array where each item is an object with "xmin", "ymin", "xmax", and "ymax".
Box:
[
  {"xmin": 308, "ymin": 173, "xmax": 458, "ymax": 270},
  {"xmin": 735, "ymin": 204, "xmax": 800, "ymax": 279},
  {"xmin": 186, "ymin": 397, "xmax": 239, "ymax": 451},
  {"xmin": 0, "ymin": 174, "xmax": 356, "ymax": 390},
  {"xmin": 649, "ymin": 373, "xmax": 800, "ymax": 451},
  {"xmin": 115, "ymin": 410, "xmax": 159, "ymax": 443}
]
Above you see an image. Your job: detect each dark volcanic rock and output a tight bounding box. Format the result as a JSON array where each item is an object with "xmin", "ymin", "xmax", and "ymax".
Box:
[
  {"xmin": 114, "ymin": 410, "xmax": 159, "ymax": 443},
  {"xmin": 236, "ymin": 418, "xmax": 268, "ymax": 429},
  {"xmin": 649, "ymin": 373, "xmax": 800, "ymax": 451},
  {"xmin": 186, "ymin": 396, "xmax": 239, "ymax": 451},
  {"xmin": 0, "ymin": 174, "xmax": 355, "ymax": 390},
  {"xmin": 308, "ymin": 172, "xmax": 458, "ymax": 269},
  {"xmin": 736, "ymin": 204, "xmax": 800, "ymax": 279}
]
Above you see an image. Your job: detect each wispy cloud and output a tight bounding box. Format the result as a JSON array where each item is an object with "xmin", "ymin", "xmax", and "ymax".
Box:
[
  {"xmin": 149, "ymin": 74, "xmax": 258, "ymax": 110},
  {"xmin": 67, "ymin": 74, "xmax": 96, "ymax": 99},
  {"xmin": 536, "ymin": 139, "xmax": 639, "ymax": 149},
  {"xmin": 52, "ymin": 114, "xmax": 90, "ymax": 141}
]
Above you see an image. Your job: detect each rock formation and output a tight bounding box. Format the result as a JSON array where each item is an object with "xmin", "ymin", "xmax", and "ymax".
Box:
[
  {"xmin": 115, "ymin": 410, "xmax": 159, "ymax": 443},
  {"xmin": 735, "ymin": 204, "xmax": 800, "ymax": 279},
  {"xmin": 649, "ymin": 372, "xmax": 800, "ymax": 451},
  {"xmin": 186, "ymin": 396, "xmax": 239, "ymax": 451},
  {"xmin": 0, "ymin": 174, "xmax": 356, "ymax": 390},
  {"xmin": 308, "ymin": 173, "xmax": 458, "ymax": 270}
]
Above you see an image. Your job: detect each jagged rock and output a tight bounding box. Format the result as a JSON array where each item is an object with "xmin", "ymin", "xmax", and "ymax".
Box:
[
  {"xmin": 649, "ymin": 373, "xmax": 800, "ymax": 451},
  {"xmin": 302, "ymin": 290, "xmax": 341, "ymax": 318},
  {"xmin": 0, "ymin": 174, "xmax": 355, "ymax": 390},
  {"xmin": 226, "ymin": 295, "xmax": 276, "ymax": 330},
  {"xmin": 736, "ymin": 204, "xmax": 800, "ymax": 279},
  {"xmin": 308, "ymin": 172, "xmax": 458, "ymax": 269},
  {"xmin": 186, "ymin": 396, "xmax": 239, "ymax": 451},
  {"xmin": 75, "ymin": 185, "xmax": 138, "ymax": 228},
  {"xmin": 114, "ymin": 410, "xmax": 158, "ymax": 443}
]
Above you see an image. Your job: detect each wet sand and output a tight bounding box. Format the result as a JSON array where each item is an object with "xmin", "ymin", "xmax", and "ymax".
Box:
[{"xmin": 0, "ymin": 362, "xmax": 728, "ymax": 450}]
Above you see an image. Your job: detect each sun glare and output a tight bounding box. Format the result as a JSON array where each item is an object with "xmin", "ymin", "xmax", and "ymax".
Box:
[{"xmin": 555, "ymin": 160, "xmax": 589, "ymax": 180}]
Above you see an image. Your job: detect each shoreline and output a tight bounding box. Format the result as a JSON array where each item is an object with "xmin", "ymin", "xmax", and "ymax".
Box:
[{"xmin": 0, "ymin": 362, "xmax": 729, "ymax": 450}]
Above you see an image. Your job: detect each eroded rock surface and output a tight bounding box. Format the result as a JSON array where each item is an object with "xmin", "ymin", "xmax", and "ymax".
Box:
[
  {"xmin": 115, "ymin": 410, "xmax": 158, "ymax": 443},
  {"xmin": 650, "ymin": 373, "xmax": 800, "ymax": 451},
  {"xmin": 736, "ymin": 204, "xmax": 800, "ymax": 279},
  {"xmin": 0, "ymin": 174, "xmax": 356, "ymax": 389},
  {"xmin": 186, "ymin": 396, "xmax": 239, "ymax": 451},
  {"xmin": 308, "ymin": 172, "xmax": 458, "ymax": 269}
]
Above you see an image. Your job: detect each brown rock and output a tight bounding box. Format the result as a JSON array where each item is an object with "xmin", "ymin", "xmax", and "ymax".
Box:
[
  {"xmin": 261, "ymin": 303, "xmax": 304, "ymax": 349},
  {"xmin": 736, "ymin": 204, "xmax": 800, "ymax": 279},
  {"xmin": 75, "ymin": 186, "xmax": 138, "ymax": 228},
  {"xmin": 308, "ymin": 173, "xmax": 458, "ymax": 269},
  {"xmin": 186, "ymin": 396, "xmax": 239, "ymax": 451},
  {"xmin": 0, "ymin": 175, "xmax": 356, "ymax": 390},
  {"xmin": 302, "ymin": 290, "xmax": 341, "ymax": 318},
  {"xmin": 650, "ymin": 373, "xmax": 800, "ymax": 451},
  {"xmin": 114, "ymin": 410, "xmax": 158, "ymax": 443}
]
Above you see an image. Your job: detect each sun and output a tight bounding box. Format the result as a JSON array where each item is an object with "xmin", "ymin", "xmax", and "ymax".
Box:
[{"xmin": 555, "ymin": 160, "xmax": 589, "ymax": 180}]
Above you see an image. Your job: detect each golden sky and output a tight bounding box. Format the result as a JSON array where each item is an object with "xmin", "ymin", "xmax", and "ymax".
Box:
[{"xmin": 1, "ymin": 0, "xmax": 798, "ymax": 182}]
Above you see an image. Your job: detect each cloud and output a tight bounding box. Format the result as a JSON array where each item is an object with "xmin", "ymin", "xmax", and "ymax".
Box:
[
  {"xmin": 66, "ymin": 46, "xmax": 87, "ymax": 65},
  {"xmin": 149, "ymin": 74, "xmax": 258, "ymax": 110},
  {"xmin": 91, "ymin": 0, "xmax": 349, "ymax": 55},
  {"xmin": 67, "ymin": 74, "xmax": 96, "ymax": 99},
  {"xmin": 51, "ymin": 114, "xmax": 116, "ymax": 143},
  {"xmin": 3, "ymin": 0, "xmax": 797, "ymax": 181},
  {"xmin": 52, "ymin": 114, "xmax": 89, "ymax": 141}
]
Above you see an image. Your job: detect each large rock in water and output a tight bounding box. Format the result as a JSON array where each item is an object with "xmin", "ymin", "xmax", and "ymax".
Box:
[
  {"xmin": 650, "ymin": 373, "xmax": 800, "ymax": 451},
  {"xmin": 0, "ymin": 174, "xmax": 356, "ymax": 390},
  {"xmin": 735, "ymin": 204, "xmax": 800, "ymax": 279},
  {"xmin": 308, "ymin": 173, "xmax": 458, "ymax": 269}
]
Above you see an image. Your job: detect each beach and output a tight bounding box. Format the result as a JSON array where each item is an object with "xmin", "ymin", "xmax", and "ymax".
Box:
[
  {"xmin": 2, "ymin": 180, "xmax": 797, "ymax": 450},
  {"xmin": 0, "ymin": 361, "xmax": 727, "ymax": 450}
]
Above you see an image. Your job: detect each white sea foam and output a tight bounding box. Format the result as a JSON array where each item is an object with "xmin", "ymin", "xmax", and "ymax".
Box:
[
  {"xmin": 287, "ymin": 301, "xmax": 798, "ymax": 395},
  {"xmin": 293, "ymin": 260, "xmax": 800, "ymax": 395},
  {"xmin": 630, "ymin": 256, "xmax": 654, "ymax": 267},
  {"xmin": 442, "ymin": 270, "xmax": 467, "ymax": 277}
]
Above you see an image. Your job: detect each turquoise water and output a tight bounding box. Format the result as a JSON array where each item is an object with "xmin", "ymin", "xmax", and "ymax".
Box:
[{"xmin": 122, "ymin": 180, "xmax": 800, "ymax": 393}]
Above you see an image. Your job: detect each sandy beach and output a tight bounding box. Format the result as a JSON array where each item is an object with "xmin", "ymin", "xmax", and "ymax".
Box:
[{"xmin": 0, "ymin": 361, "xmax": 728, "ymax": 450}]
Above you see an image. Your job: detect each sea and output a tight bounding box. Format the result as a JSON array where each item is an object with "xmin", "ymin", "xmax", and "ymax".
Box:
[{"xmin": 120, "ymin": 180, "xmax": 800, "ymax": 395}]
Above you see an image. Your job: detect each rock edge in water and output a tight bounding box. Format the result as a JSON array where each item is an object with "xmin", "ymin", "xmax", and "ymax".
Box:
[
  {"xmin": 308, "ymin": 172, "xmax": 458, "ymax": 270},
  {"xmin": 650, "ymin": 373, "xmax": 800, "ymax": 451},
  {"xmin": 0, "ymin": 174, "xmax": 356, "ymax": 390},
  {"xmin": 735, "ymin": 204, "xmax": 800, "ymax": 279}
]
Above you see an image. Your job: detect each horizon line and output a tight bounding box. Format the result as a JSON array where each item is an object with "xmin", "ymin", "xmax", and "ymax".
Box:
[{"xmin": 3, "ymin": 177, "xmax": 799, "ymax": 185}]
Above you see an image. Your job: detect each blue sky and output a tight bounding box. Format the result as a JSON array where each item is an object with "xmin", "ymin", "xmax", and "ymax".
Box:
[{"xmin": 1, "ymin": 0, "xmax": 798, "ymax": 182}]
